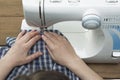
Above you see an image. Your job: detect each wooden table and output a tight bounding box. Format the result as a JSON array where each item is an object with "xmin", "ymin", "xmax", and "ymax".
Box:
[{"xmin": 0, "ymin": 0, "xmax": 120, "ymax": 79}]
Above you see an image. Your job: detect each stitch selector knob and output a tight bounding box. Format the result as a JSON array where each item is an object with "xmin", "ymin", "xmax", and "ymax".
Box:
[{"xmin": 82, "ymin": 15, "xmax": 101, "ymax": 29}]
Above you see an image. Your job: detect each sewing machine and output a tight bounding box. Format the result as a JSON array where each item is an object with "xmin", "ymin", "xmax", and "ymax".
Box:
[{"xmin": 21, "ymin": 0, "xmax": 120, "ymax": 63}]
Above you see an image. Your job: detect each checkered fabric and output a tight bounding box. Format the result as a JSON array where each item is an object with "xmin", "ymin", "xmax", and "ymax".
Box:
[{"xmin": 0, "ymin": 30, "xmax": 80, "ymax": 80}]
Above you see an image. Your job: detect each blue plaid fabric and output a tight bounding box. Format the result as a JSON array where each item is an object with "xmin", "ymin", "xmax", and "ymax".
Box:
[{"xmin": 0, "ymin": 30, "xmax": 80, "ymax": 80}]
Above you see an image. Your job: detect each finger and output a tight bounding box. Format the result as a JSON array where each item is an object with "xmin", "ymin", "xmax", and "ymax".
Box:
[
  {"xmin": 25, "ymin": 35, "xmax": 41, "ymax": 49},
  {"xmin": 48, "ymin": 32, "xmax": 58, "ymax": 39},
  {"xmin": 50, "ymin": 32, "xmax": 71, "ymax": 48},
  {"xmin": 44, "ymin": 32, "xmax": 58, "ymax": 44},
  {"xmin": 46, "ymin": 45, "xmax": 54, "ymax": 58},
  {"xmin": 49, "ymin": 32, "xmax": 64, "ymax": 41},
  {"xmin": 25, "ymin": 52, "xmax": 43, "ymax": 64},
  {"xmin": 21, "ymin": 31, "xmax": 40, "ymax": 43},
  {"xmin": 42, "ymin": 35, "xmax": 55, "ymax": 49},
  {"xmin": 51, "ymin": 32, "xmax": 66, "ymax": 40},
  {"xmin": 49, "ymin": 32, "xmax": 68, "ymax": 45},
  {"xmin": 16, "ymin": 30, "xmax": 26, "ymax": 41}
]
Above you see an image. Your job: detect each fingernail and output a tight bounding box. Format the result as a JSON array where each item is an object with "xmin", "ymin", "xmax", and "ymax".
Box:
[
  {"xmin": 22, "ymin": 30, "xmax": 27, "ymax": 35},
  {"xmin": 41, "ymin": 35, "xmax": 44, "ymax": 38}
]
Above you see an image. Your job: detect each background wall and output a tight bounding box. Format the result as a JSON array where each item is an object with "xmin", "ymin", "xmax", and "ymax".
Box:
[
  {"xmin": 0, "ymin": 0, "xmax": 23, "ymax": 45},
  {"xmin": 0, "ymin": 0, "xmax": 120, "ymax": 79}
]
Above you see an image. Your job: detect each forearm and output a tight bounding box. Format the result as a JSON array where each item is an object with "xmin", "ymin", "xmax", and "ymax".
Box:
[
  {"xmin": 66, "ymin": 57, "xmax": 103, "ymax": 80},
  {"xmin": 0, "ymin": 58, "xmax": 15, "ymax": 80}
]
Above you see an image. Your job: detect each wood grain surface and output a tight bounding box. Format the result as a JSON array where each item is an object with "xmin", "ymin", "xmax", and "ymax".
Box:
[
  {"xmin": 0, "ymin": 0, "xmax": 120, "ymax": 79},
  {"xmin": 0, "ymin": 0, "xmax": 23, "ymax": 45}
]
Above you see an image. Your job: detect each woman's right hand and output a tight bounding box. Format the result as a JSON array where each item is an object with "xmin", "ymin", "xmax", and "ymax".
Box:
[
  {"xmin": 42, "ymin": 32, "xmax": 103, "ymax": 80},
  {"xmin": 42, "ymin": 32, "xmax": 79, "ymax": 66}
]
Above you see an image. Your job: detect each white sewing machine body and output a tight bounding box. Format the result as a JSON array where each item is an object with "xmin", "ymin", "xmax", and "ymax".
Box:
[{"xmin": 21, "ymin": 0, "xmax": 120, "ymax": 63}]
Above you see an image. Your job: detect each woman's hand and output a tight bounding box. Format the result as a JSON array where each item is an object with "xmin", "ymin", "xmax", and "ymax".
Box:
[
  {"xmin": 42, "ymin": 32, "xmax": 79, "ymax": 66},
  {"xmin": 42, "ymin": 32, "xmax": 103, "ymax": 80},
  {"xmin": 3, "ymin": 30, "xmax": 42, "ymax": 67}
]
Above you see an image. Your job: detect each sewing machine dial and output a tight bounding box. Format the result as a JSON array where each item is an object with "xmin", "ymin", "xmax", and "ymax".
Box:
[{"xmin": 82, "ymin": 15, "xmax": 101, "ymax": 29}]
